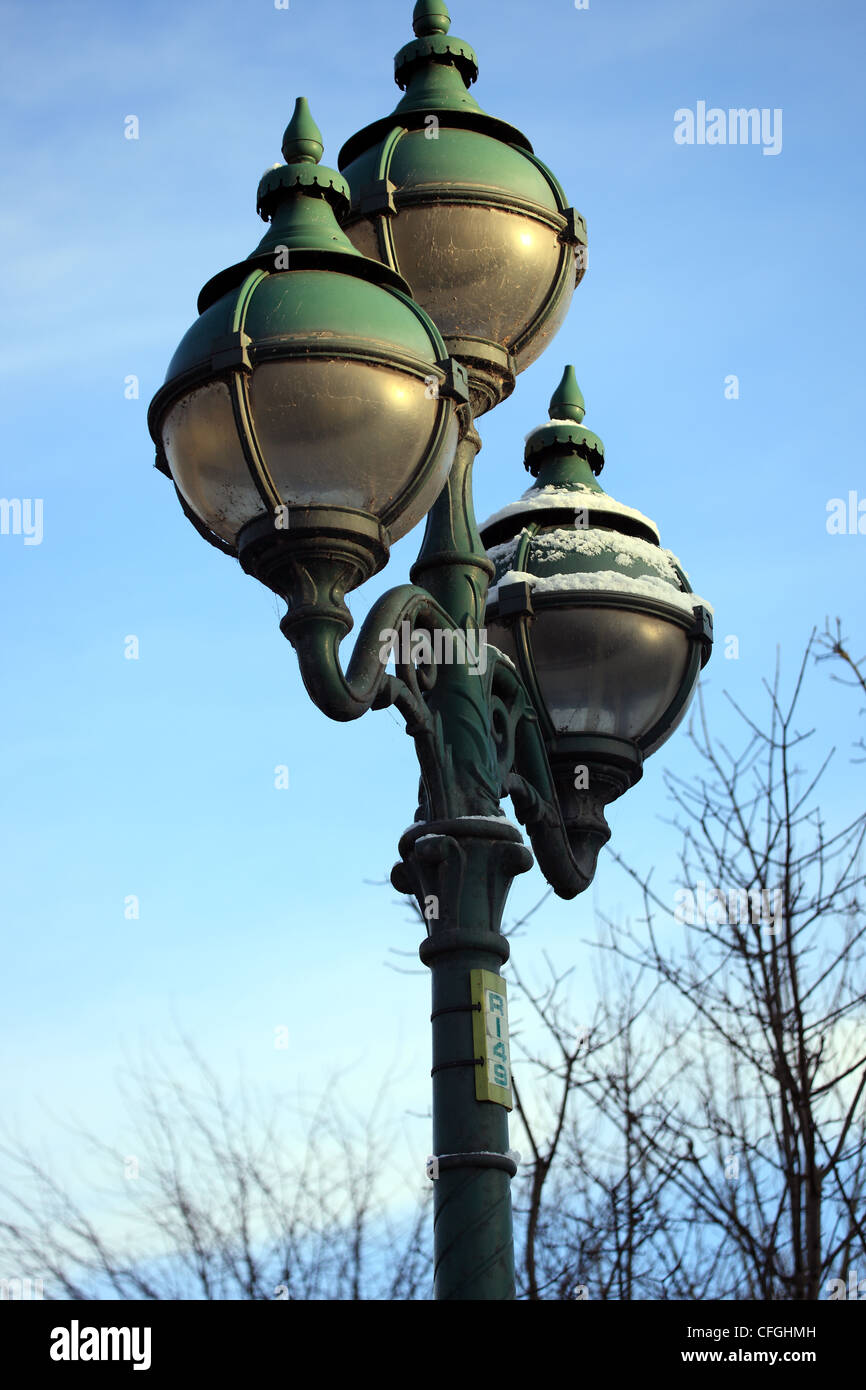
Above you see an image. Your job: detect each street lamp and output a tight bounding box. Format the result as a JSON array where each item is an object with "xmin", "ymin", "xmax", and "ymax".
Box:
[
  {"xmin": 337, "ymin": 0, "xmax": 586, "ymax": 416},
  {"xmin": 481, "ymin": 366, "xmax": 713, "ymax": 888},
  {"xmin": 148, "ymin": 0, "xmax": 712, "ymax": 1301},
  {"xmin": 147, "ymin": 97, "xmax": 461, "ymax": 594}
]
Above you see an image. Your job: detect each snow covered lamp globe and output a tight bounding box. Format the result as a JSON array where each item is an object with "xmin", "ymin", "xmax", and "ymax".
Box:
[{"xmin": 480, "ymin": 367, "xmax": 714, "ymax": 876}]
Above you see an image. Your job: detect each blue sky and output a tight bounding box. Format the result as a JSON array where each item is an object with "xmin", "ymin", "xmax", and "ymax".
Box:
[{"xmin": 2, "ymin": 0, "xmax": 865, "ymax": 1201}]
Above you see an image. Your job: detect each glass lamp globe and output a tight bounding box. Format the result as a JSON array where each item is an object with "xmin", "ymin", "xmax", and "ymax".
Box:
[
  {"xmin": 337, "ymin": 1, "xmax": 586, "ymax": 414},
  {"xmin": 148, "ymin": 99, "xmax": 463, "ymax": 597},
  {"xmin": 480, "ymin": 367, "xmax": 713, "ymax": 865}
]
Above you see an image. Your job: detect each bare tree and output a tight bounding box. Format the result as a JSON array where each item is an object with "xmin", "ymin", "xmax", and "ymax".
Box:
[
  {"xmin": 817, "ymin": 617, "xmax": 866, "ymax": 762},
  {"xmin": 508, "ymin": 942, "xmax": 720, "ymax": 1299},
  {"xmin": 0, "ymin": 1043, "xmax": 431, "ymax": 1300},
  {"xmin": 596, "ymin": 623, "xmax": 866, "ymax": 1299}
]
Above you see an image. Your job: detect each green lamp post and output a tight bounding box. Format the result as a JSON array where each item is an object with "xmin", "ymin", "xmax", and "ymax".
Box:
[{"xmin": 148, "ymin": 2, "xmax": 711, "ymax": 1301}]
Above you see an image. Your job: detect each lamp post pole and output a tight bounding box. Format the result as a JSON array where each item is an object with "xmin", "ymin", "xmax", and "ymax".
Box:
[{"xmin": 391, "ymin": 414, "xmax": 529, "ymax": 1300}]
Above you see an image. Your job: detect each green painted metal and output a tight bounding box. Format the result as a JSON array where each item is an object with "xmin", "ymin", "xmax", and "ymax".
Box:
[
  {"xmin": 342, "ymin": 128, "xmax": 565, "ymax": 213},
  {"xmin": 394, "ymin": 818, "xmax": 529, "ymax": 1300},
  {"xmin": 339, "ymin": 2, "xmax": 528, "ymax": 165},
  {"xmin": 408, "ymin": 419, "xmax": 501, "ymax": 820},
  {"xmin": 550, "ymin": 364, "xmax": 585, "ymax": 422},
  {"xmin": 523, "ymin": 364, "xmax": 605, "ymax": 484},
  {"xmin": 281, "ymin": 95, "xmax": 324, "ymax": 164},
  {"xmin": 159, "ymin": 270, "xmax": 447, "ymax": 392},
  {"xmin": 413, "ymin": 0, "xmax": 452, "ymax": 36}
]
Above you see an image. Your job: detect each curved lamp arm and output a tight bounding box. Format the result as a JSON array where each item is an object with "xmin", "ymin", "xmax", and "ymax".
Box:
[
  {"xmin": 275, "ymin": 412, "xmax": 489, "ymax": 725},
  {"xmin": 285, "ymin": 582, "xmax": 455, "ymax": 725},
  {"xmin": 285, "ymin": 580, "xmax": 469, "ymax": 823},
  {"xmin": 489, "ymin": 651, "xmax": 594, "ymax": 898}
]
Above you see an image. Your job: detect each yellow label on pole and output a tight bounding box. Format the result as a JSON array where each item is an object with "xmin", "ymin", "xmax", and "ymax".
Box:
[{"xmin": 470, "ymin": 969, "xmax": 513, "ymax": 1109}]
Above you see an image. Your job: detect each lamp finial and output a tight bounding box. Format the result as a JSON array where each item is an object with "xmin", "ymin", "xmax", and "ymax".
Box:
[
  {"xmin": 549, "ymin": 365, "xmax": 586, "ymax": 424},
  {"xmin": 413, "ymin": 0, "xmax": 451, "ymax": 36},
  {"xmin": 281, "ymin": 97, "xmax": 324, "ymax": 165}
]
